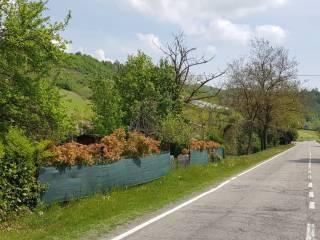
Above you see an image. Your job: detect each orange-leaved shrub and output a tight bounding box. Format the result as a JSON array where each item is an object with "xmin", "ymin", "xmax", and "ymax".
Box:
[
  {"xmin": 50, "ymin": 129, "xmax": 161, "ymax": 166},
  {"xmin": 100, "ymin": 128, "xmax": 126, "ymax": 162},
  {"xmin": 124, "ymin": 131, "xmax": 160, "ymax": 158},
  {"xmin": 50, "ymin": 142, "xmax": 94, "ymax": 166},
  {"xmin": 88, "ymin": 143, "xmax": 105, "ymax": 160},
  {"xmin": 190, "ymin": 139, "xmax": 220, "ymax": 151},
  {"xmin": 206, "ymin": 141, "xmax": 220, "ymax": 149}
]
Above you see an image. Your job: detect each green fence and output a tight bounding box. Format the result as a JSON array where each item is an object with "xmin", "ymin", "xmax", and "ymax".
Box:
[
  {"xmin": 216, "ymin": 147, "xmax": 225, "ymax": 158},
  {"xmin": 190, "ymin": 147, "xmax": 225, "ymax": 165},
  {"xmin": 190, "ymin": 150, "xmax": 209, "ymax": 165},
  {"xmin": 38, "ymin": 153, "xmax": 170, "ymax": 204}
]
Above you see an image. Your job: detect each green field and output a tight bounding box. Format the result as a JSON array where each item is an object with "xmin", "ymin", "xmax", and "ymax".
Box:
[
  {"xmin": 1, "ymin": 144, "xmax": 292, "ymax": 240},
  {"xmin": 297, "ymin": 129, "xmax": 319, "ymax": 141},
  {"xmin": 60, "ymin": 89, "xmax": 93, "ymax": 121}
]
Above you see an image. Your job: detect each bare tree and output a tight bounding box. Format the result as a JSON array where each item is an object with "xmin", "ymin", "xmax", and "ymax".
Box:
[{"xmin": 160, "ymin": 32, "xmax": 225, "ymax": 104}]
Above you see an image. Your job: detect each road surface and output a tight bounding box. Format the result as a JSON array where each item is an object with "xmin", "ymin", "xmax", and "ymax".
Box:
[{"xmin": 106, "ymin": 141, "xmax": 319, "ymax": 240}]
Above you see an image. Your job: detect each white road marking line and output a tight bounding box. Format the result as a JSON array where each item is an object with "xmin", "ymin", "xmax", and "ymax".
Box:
[
  {"xmin": 306, "ymin": 223, "xmax": 315, "ymax": 240},
  {"xmin": 309, "ymin": 201, "xmax": 315, "ymax": 210},
  {"xmin": 108, "ymin": 146, "xmax": 296, "ymax": 240},
  {"xmin": 306, "ymin": 145, "xmax": 315, "ymax": 240},
  {"xmin": 231, "ymin": 177, "xmax": 237, "ymax": 180}
]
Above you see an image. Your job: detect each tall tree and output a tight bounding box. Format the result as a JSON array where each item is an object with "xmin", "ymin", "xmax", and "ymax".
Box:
[
  {"xmin": 227, "ymin": 59, "xmax": 260, "ymax": 153},
  {"xmin": 90, "ymin": 76, "xmax": 123, "ymax": 135},
  {"xmin": 0, "ymin": 0, "xmax": 71, "ymax": 139},
  {"xmin": 113, "ymin": 52, "xmax": 177, "ymax": 135},
  {"xmin": 227, "ymin": 39, "xmax": 301, "ymax": 151}
]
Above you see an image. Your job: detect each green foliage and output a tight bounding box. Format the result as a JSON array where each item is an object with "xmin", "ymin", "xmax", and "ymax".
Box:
[
  {"xmin": 0, "ymin": 141, "xmax": 4, "ymax": 159},
  {"xmin": 114, "ymin": 52, "xmax": 179, "ymax": 134},
  {"xmin": 300, "ymin": 89, "xmax": 320, "ymax": 130},
  {"xmin": 0, "ymin": 0, "xmax": 72, "ymax": 140},
  {"xmin": 159, "ymin": 114, "xmax": 192, "ymax": 146},
  {"xmin": 207, "ymin": 133, "xmax": 225, "ymax": 144},
  {"xmin": 91, "ymin": 78, "xmax": 123, "ymax": 135},
  {"xmin": 34, "ymin": 140, "xmax": 55, "ymax": 166},
  {"xmin": 297, "ymin": 130, "xmax": 319, "ymax": 141},
  {"xmin": 0, "ymin": 128, "xmax": 44, "ymax": 222}
]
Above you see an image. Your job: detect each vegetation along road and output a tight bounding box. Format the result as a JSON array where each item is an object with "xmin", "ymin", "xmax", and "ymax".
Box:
[
  {"xmin": 106, "ymin": 142, "xmax": 317, "ymax": 240},
  {"xmin": 2, "ymin": 1, "xmax": 320, "ymax": 240}
]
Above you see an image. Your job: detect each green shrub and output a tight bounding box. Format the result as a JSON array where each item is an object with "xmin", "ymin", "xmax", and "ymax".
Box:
[{"xmin": 0, "ymin": 128, "xmax": 43, "ymax": 222}]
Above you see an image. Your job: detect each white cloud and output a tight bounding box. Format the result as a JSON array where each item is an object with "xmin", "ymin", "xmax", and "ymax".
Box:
[
  {"xmin": 136, "ymin": 33, "xmax": 162, "ymax": 52},
  {"xmin": 94, "ymin": 49, "xmax": 113, "ymax": 62},
  {"xmin": 212, "ymin": 19, "xmax": 251, "ymax": 44},
  {"xmin": 254, "ymin": 25, "xmax": 287, "ymax": 43},
  {"xmin": 124, "ymin": 0, "xmax": 288, "ymax": 44},
  {"xmin": 126, "ymin": 0, "xmax": 286, "ymax": 22}
]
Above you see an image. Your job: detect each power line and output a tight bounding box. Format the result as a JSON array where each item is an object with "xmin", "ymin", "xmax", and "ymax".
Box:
[{"xmin": 298, "ymin": 75, "xmax": 320, "ymax": 77}]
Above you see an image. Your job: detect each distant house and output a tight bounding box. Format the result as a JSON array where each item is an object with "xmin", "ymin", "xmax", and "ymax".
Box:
[{"xmin": 191, "ymin": 100, "xmax": 228, "ymax": 110}]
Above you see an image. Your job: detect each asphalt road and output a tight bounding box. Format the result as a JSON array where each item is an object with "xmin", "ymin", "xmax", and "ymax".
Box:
[{"xmin": 107, "ymin": 141, "xmax": 318, "ymax": 240}]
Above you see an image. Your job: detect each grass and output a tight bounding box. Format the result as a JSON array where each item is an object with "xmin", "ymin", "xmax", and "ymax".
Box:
[
  {"xmin": 297, "ymin": 129, "xmax": 320, "ymax": 141},
  {"xmin": 60, "ymin": 89, "xmax": 93, "ymax": 121},
  {"xmin": 1, "ymin": 144, "xmax": 292, "ymax": 240}
]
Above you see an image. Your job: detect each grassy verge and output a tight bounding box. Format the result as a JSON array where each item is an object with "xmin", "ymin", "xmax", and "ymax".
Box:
[
  {"xmin": 1, "ymin": 144, "xmax": 292, "ymax": 240},
  {"xmin": 297, "ymin": 129, "xmax": 320, "ymax": 141}
]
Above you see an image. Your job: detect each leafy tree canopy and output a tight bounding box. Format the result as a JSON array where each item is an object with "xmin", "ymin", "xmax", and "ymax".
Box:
[{"xmin": 0, "ymin": 0, "xmax": 72, "ymax": 140}]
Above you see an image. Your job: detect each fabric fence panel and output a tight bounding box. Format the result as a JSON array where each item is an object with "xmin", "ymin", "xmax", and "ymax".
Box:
[
  {"xmin": 38, "ymin": 152, "xmax": 170, "ymax": 204},
  {"xmin": 190, "ymin": 150, "xmax": 209, "ymax": 165},
  {"xmin": 216, "ymin": 147, "xmax": 225, "ymax": 159}
]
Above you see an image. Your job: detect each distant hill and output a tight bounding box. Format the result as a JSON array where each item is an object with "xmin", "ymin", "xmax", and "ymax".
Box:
[
  {"xmin": 51, "ymin": 53, "xmax": 118, "ymax": 121},
  {"xmin": 54, "ymin": 52, "xmax": 117, "ymax": 99}
]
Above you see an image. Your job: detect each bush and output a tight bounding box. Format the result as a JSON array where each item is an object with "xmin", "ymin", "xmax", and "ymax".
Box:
[
  {"xmin": 50, "ymin": 142, "xmax": 94, "ymax": 166},
  {"xmin": 50, "ymin": 129, "xmax": 161, "ymax": 166},
  {"xmin": 159, "ymin": 114, "xmax": 192, "ymax": 146},
  {"xmin": 190, "ymin": 139, "xmax": 220, "ymax": 151},
  {"xmin": 100, "ymin": 128, "xmax": 126, "ymax": 162},
  {"xmin": 0, "ymin": 128, "xmax": 43, "ymax": 222},
  {"xmin": 124, "ymin": 131, "xmax": 160, "ymax": 158}
]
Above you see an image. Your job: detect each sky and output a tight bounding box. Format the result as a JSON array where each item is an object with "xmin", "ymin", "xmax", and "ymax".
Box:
[{"xmin": 47, "ymin": 0, "xmax": 320, "ymax": 89}]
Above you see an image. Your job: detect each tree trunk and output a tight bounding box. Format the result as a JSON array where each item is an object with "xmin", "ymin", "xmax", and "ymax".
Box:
[
  {"xmin": 246, "ymin": 129, "xmax": 253, "ymax": 155},
  {"xmin": 260, "ymin": 127, "xmax": 268, "ymax": 151}
]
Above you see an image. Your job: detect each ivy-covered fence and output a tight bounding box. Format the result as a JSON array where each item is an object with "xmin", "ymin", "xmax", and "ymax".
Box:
[{"xmin": 38, "ymin": 152, "xmax": 170, "ymax": 204}]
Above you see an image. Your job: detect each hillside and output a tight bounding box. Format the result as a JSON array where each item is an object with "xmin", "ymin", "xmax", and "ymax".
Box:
[
  {"xmin": 52, "ymin": 53, "xmax": 117, "ymax": 121},
  {"xmin": 55, "ymin": 53, "xmax": 117, "ymax": 98},
  {"xmin": 60, "ymin": 89, "xmax": 93, "ymax": 120}
]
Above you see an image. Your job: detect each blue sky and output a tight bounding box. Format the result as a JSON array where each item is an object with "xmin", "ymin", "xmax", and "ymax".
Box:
[{"xmin": 47, "ymin": 0, "xmax": 320, "ymax": 89}]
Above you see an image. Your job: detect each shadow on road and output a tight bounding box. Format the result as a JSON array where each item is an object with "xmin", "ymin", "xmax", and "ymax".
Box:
[{"xmin": 288, "ymin": 158, "xmax": 320, "ymax": 164}]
